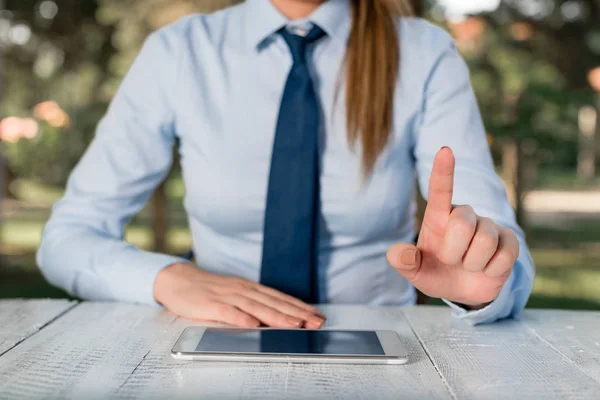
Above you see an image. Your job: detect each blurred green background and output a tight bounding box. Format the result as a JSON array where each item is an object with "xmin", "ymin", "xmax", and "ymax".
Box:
[{"xmin": 0, "ymin": 0, "xmax": 599, "ymax": 310}]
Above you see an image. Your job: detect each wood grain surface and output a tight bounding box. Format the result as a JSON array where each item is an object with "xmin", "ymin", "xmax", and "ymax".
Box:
[
  {"xmin": 1, "ymin": 301, "xmax": 600, "ymax": 400},
  {"xmin": 115, "ymin": 305, "xmax": 452, "ymax": 400},
  {"xmin": 0, "ymin": 302, "xmax": 176, "ymax": 400},
  {"xmin": 403, "ymin": 306, "xmax": 600, "ymax": 400},
  {"xmin": 521, "ymin": 309, "xmax": 600, "ymax": 384},
  {"xmin": 0, "ymin": 299, "xmax": 76, "ymax": 357}
]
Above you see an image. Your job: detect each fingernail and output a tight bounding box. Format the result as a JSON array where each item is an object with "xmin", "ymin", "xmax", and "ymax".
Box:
[
  {"xmin": 310, "ymin": 317, "xmax": 325, "ymax": 327},
  {"xmin": 286, "ymin": 316, "xmax": 303, "ymax": 327},
  {"xmin": 400, "ymin": 248, "xmax": 419, "ymax": 266},
  {"xmin": 440, "ymin": 146, "xmax": 452, "ymax": 152}
]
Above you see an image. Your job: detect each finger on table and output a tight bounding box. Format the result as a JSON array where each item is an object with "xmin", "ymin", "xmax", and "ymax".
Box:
[
  {"xmin": 226, "ymin": 294, "xmax": 305, "ymax": 328},
  {"xmin": 202, "ymin": 301, "xmax": 261, "ymax": 328},
  {"xmin": 243, "ymin": 289, "xmax": 325, "ymax": 329},
  {"xmin": 255, "ymin": 284, "xmax": 326, "ymax": 319}
]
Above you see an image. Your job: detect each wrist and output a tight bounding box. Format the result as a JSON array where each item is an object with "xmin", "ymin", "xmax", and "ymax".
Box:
[{"xmin": 154, "ymin": 262, "xmax": 197, "ymax": 304}]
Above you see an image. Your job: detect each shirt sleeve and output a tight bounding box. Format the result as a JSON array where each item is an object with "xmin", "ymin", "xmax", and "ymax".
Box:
[
  {"xmin": 413, "ymin": 33, "xmax": 535, "ymax": 325},
  {"xmin": 36, "ymin": 29, "xmax": 188, "ymax": 306}
]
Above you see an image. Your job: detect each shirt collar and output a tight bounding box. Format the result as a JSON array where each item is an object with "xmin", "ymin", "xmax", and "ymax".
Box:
[
  {"xmin": 244, "ymin": 0, "xmax": 352, "ymax": 50},
  {"xmin": 310, "ymin": 0, "xmax": 352, "ymax": 44}
]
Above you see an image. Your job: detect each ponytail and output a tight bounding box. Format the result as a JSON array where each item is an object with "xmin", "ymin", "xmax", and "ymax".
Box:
[{"xmin": 345, "ymin": 0, "xmax": 414, "ymax": 177}]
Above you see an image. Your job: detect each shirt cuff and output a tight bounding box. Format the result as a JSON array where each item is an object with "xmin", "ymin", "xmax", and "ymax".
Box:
[
  {"xmin": 105, "ymin": 251, "xmax": 188, "ymax": 307},
  {"xmin": 443, "ymin": 268, "xmax": 516, "ymax": 326}
]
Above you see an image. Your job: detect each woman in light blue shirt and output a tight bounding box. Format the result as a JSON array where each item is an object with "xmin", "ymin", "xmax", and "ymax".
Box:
[{"xmin": 37, "ymin": 0, "xmax": 534, "ymax": 327}]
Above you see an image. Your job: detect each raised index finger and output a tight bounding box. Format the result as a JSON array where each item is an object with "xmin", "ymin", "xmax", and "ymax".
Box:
[{"xmin": 425, "ymin": 147, "xmax": 455, "ymax": 216}]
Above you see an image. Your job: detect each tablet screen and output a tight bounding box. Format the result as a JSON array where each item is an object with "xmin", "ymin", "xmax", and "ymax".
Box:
[{"xmin": 196, "ymin": 329, "xmax": 385, "ymax": 356}]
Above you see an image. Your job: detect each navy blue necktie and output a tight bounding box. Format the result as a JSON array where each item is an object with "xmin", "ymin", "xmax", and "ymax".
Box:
[{"xmin": 260, "ymin": 26, "xmax": 326, "ymax": 304}]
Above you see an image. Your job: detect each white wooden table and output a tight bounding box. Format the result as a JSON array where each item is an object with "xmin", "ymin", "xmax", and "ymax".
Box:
[{"xmin": 0, "ymin": 300, "xmax": 599, "ymax": 399}]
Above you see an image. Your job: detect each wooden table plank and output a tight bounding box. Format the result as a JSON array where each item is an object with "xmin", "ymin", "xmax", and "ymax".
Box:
[
  {"xmin": 0, "ymin": 302, "xmax": 177, "ymax": 400},
  {"xmin": 403, "ymin": 306, "xmax": 600, "ymax": 400},
  {"xmin": 5, "ymin": 302, "xmax": 599, "ymax": 400},
  {"xmin": 115, "ymin": 305, "xmax": 450, "ymax": 399},
  {"xmin": 0, "ymin": 303, "xmax": 450, "ymax": 399},
  {"xmin": 521, "ymin": 310, "xmax": 600, "ymax": 384},
  {"xmin": 0, "ymin": 299, "xmax": 76, "ymax": 358},
  {"xmin": 115, "ymin": 305, "xmax": 451, "ymax": 400}
]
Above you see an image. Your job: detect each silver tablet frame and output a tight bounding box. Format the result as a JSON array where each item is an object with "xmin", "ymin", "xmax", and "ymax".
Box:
[{"xmin": 171, "ymin": 327, "xmax": 409, "ymax": 365}]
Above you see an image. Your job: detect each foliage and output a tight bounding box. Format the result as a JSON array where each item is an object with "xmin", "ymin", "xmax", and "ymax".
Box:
[
  {"xmin": 438, "ymin": 1, "xmax": 600, "ymax": 168},
  {"xmin": 2, "ymin": 105, "xmax": 105, "ymax": 185},
  {"xmin": 1, "ymin": 0, "xmax": 112, "ymax": 185},
  {"xmin": 1, "ymin": 0, "xmax": 599, "ymax": 185},
  {"xmin": 0, "ymin": 0, "xmax": 244, "ymax": 185}
]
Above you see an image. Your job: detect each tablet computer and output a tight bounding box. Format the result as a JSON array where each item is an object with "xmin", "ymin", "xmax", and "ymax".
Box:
[{"xmin": 171, "ymin": 327, "xmax": 408, "ymax": 365}]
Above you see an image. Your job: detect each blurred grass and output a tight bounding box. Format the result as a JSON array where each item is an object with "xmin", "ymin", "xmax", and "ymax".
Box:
[
  {"xmin": 1, "ymin": 177, "xmax": 599, "ymax": 311},
  {"xmin": 535, "ymin": 167, "xmax": 600, "ymax": 191}
]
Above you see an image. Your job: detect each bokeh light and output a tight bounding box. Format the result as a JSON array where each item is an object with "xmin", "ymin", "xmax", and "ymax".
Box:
[{"xmin": 38, "ymin": 1, "xmax": 59, "ymax": 20}]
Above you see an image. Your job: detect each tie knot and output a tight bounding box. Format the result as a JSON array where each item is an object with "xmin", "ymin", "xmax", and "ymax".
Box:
[{"xmin": 279, "ymin": 25, "xmax": 326, "ymax": 64}]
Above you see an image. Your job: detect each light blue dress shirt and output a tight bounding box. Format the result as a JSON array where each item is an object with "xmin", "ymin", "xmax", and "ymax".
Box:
[{"xmin": 37, "ymin": 0, "xmax": 535, "ymax": 325}]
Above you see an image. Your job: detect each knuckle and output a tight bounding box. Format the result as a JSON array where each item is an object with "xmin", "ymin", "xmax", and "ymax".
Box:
[
  {"xmin": 452, "ymin": 218, "xmax": 476, "ymax": 237},
  {"xmin": 453, "ymin": 205, "xmax": 475, "ymax": 219},
  {"xmin": 499, "ymin": 228, "xmax": 519, "ymax": 253},
  {"xmin": 474, "ymin": 232, "xmax": 499, "ymax": 253},
  {"xmin": 464, "ymin": 205, "xmax": 476, "ymax": 216},
  {"xmin": 479, "ymin": 217, "xmax": 495, "ymax": 228},
  {"xmin": 496, "ymin": 250, "xmax": 516, "ymax": 267},
  {"xmin": 449, "ymin": 207, "xmax": 461, "ymax": 218},
  {"xmin": 501, "ymin": 227, "xmax": 516, "ymax": 238}
]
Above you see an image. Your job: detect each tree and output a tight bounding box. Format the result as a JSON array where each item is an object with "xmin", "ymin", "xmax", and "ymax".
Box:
[
  {"xmin": 429, "ymin": 1, "xmax": 600, "ymax": 229},
  {"xmin": 3, "ymin": 0, "xmax": 598, "ymax": 249},
  {"xmin": 1, "ymin": 0, "xmax": 115, "ymax": 187}
]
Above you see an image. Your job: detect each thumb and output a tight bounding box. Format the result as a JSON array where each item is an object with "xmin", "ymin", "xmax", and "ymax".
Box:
[{"xmin": 386, "ymin": 243, "xmax": 422, "ymax": 280}]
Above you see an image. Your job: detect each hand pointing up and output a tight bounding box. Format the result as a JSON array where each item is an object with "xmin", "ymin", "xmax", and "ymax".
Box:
[{"xmin": 387, "ymin": 147, "xmax": 520, "ymax": 308}]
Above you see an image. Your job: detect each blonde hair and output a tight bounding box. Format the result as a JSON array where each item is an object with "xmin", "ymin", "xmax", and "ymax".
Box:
[{"xmin": 345, "ymin": 0, "xmax": 414, "ymax": 176}]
